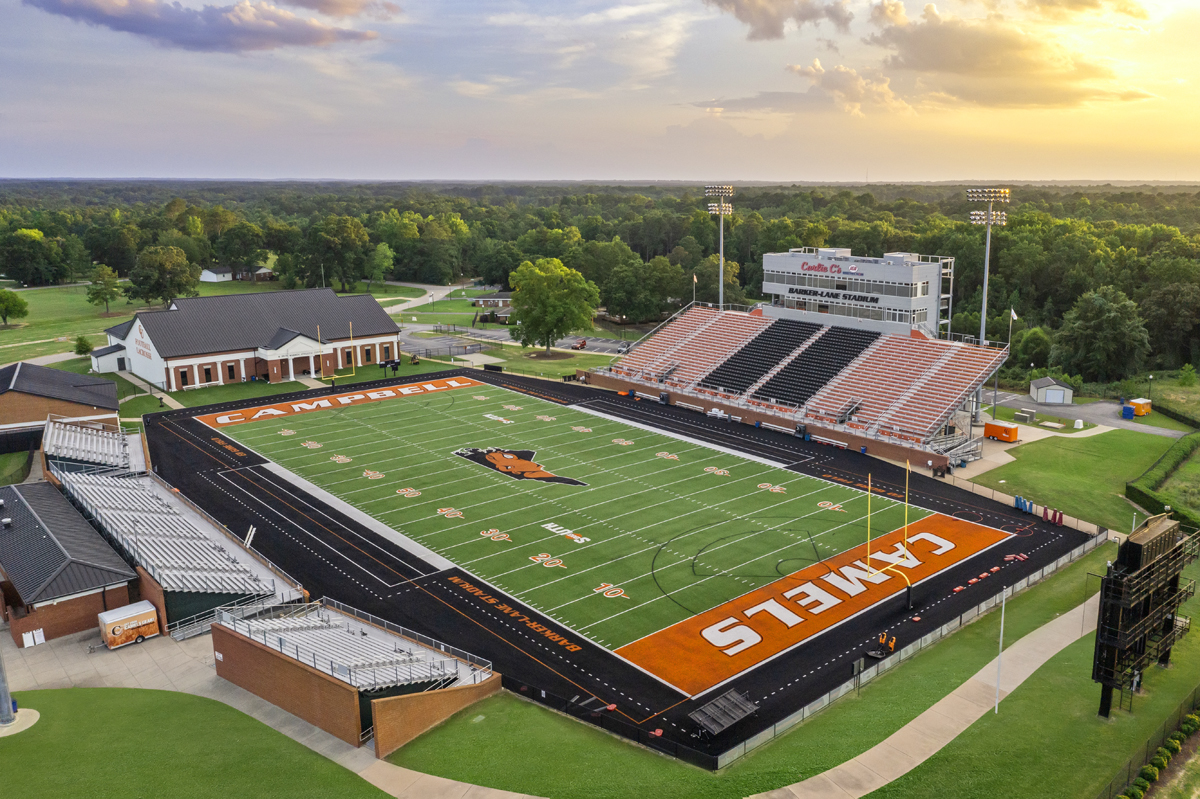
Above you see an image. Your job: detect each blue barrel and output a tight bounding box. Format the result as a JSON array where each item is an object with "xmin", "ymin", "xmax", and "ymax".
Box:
[{"xmin": 1122, "ymin": 405, "xmax": 1134, "ymax": 420}]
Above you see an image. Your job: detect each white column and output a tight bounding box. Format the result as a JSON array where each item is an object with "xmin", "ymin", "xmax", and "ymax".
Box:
[{"xmin": 309, "ymin": 354, "xmax": 315, "ymax": 376}]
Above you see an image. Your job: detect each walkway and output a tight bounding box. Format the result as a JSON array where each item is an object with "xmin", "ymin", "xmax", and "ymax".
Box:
[
  {"xmin": 117, "ymin": 371, "xmax": 184, "ymax": 409},
  {"xmin": 750, "ymin": 594, "xmax": 1100, "ymax": 799},
  {"xmin": 0, "ymin": 627, "xmax": 542, "ymax": 799}
]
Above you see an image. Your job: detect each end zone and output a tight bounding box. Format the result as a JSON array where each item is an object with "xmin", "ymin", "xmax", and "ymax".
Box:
[{"xmin": 616, "ymin": 513, "xmax": 1011, "ymax": 697}]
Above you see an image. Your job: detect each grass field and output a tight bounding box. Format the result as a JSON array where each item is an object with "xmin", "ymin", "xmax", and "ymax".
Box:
[
  {"xmin": 392, "ymin": 542, "xmax": 1119, "ymax": 799},
  {"xmin": 219, "ymin": 381, "xmax": 933, "ymax": 652},
  {"xmin": 972, "ymin": 430, "xmax": 1174, "ymax": 531},
  {"xmin": 475, "ymin": 347, "xmax": 615, "ymax": 378},
  {"xmin": 1158, "ymin": 447, "xmax": 1200, "ymax": 519},
  {"xmin": 6, "ymin": 688, "xmax": 385, "ymax": 799},
  {"xmin": 0, "ymin": 450, "xmax": 30, "ymax": 485},
  {"xmin": 1131, "ymin": 409, "xmax": 1195, "ymax": 433}
]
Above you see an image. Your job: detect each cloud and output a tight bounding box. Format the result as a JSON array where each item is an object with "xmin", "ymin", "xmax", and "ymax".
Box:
[
  {"xmin": 864, "ymin": 4, "xmax": 1152, "ymax": 107},
  {"xmin": 787, "ymin": 57, "xmax": 908, "ymax": 114},
  {"xmin": 869, "ymin": 0, "xmax": 906, "ymax": 26},
  {"xmin": 275, "ymin": 0, "xmax": 399, "ymax": 19},
  {"xmin": 705, "ymin": 0, "xmax": 852, "ymax": 40},
  {"xmin": 691, "ymin": 89, "xmax": 834, "ymax": 113},
  {"xmin": 1022, "ymin": 0, "xmax": 1146, "ymax": 19},
  {"xmin": 25, "ymin": 0, "xmax": 377, "ymax": 51}
]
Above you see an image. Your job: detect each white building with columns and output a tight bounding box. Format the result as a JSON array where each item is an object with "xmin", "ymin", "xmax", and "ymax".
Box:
[{"xmin": 95, "ymin": 289, "xmax": 402, "ymax": 391}]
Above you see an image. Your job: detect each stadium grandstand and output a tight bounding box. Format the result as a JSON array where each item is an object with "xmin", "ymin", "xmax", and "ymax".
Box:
[
  {"xmin": 42, "ymin": 417, "xmax": 139, "ymax": 472},
  {"xmin": 214, "ymin": 600, "xmax": 492, "ymax": 692},
  {"xmin": 601, "ymin": 304, "xmax": 1004, "ymax": 461},
  {"xmin": 55, "ymin": 471, "xmax": 302, "ymax": 631}
]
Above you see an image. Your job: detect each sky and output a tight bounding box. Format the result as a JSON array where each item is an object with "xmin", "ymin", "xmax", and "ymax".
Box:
[{"xmin": 1, "ymin": 0, "xmax": 1197, "ymax": 180}]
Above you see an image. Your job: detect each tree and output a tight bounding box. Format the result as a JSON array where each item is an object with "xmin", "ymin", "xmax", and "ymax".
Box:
[
  {"xmin": 86, "ymin": 264, "xmax": 122, "ymax": 314},
  {"xmin": 692, "ymin": 255, "xmax": 747, "ymax": 306},
  {"xmin": 1017, "ymin": 327, "xmax": 1051, "ymax": 369},
  {"xmin": 73, "ymin": 335, "xmax": 93, "ymax": 356},
  {"xmin": 1050, "ymin": 286, "xmax": 1150, "ymax": 382},
  {"xmin": 508, "ymin": 259, "xmax": 600, "ymax": 352},
  {"xmin": 303, "ymin": 216, "xmax": 370, "ymax": 291},
  {"xmin": 0, "ymin": 228, "xmax": 64, "ymax": 286},
  {"xmin": 0, "ymin": 289, "xmax": 29, "ymax": 326},
  {"xmin": 366, "ymin": 243, "xmax": 393, "ymax": 292},
  {"xmin": 125, "ymin": 246, "xmax": 200, "ymax": 308},
  {"xmin": 1140, "ymin": 283, "xmax": 1200, "ymax": 368},
  {"xmin": 215, "ymin": 221, "xmax": 266, "ymax": 281}
]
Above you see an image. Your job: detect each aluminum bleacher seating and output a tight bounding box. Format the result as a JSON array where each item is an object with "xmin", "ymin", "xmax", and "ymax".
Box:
[
  {"xmin": 697, "ymin": 320, "xmax": 822, "ymax": 396},
  {"xmin": 58, "ymin": 472, "xmax": 272, "ymax": 597},
  {"xmin": 614, "ymin": 306, "xmax": 719, "ymax": 380},
  {"xmin": 663, "ymin": 312, "xmax": 773, "ymax": 388},
  {"xmin": 751, "ymin": 327, "xmax": 880, "ymax": 408},
  {"xmin": 42, "ymin": 419, "xmax": 130, "ymax": 471}
]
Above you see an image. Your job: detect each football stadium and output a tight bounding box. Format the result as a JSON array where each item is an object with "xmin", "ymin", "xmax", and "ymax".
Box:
[{"xmin": 125, "ymin": 280, "xmax": 1103, "ymax": 767}]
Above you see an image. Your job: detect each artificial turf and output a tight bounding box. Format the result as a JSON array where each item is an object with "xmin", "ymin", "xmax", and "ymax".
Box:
[
  {"xmin": 391, "ymin": 542, "xmax": 1119, "ymax": 799},
  {"xmin": 972, "ymin": 429, "xmax": 1174, "ymax": 532},
  {"xmin": 220, "ymin": 381, "xmax": 933, "ymax": 651},
  {"xmin": 4, "ymin": 688, "xmax": 386, "ymax": 799}
]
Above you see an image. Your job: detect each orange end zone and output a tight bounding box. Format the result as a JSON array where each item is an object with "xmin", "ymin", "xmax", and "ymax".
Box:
[
  {"xmin": 194, "ymin": 376, "xmax": 484, "ymax": 428},
  {"xmin": 616, "ymin": 513, "xmax": 1011, "ymax": 697}
]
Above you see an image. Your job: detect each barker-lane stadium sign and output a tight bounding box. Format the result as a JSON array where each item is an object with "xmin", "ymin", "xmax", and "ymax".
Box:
[{"xmin": 195, "ymin": 377, "xmax": 483, "ymax": 427}]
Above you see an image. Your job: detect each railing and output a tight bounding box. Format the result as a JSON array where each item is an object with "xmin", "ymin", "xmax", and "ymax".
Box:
[
  {"xmin": 321, "ymin": 597, "xmax": 493, "ymax": 681},
  {"xmin": 216, "ymin": 610, "xmax": 461, "ymax": 691},
  {"xmin": 169, "ymin": 592, "xmax": 276, "ymax": 640}
]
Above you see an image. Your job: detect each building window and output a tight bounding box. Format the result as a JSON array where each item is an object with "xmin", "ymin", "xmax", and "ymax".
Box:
[
  {"xmin": 227, "ymin": 364, "xmax": 236, "ymax": 381},
  {"xmin": 179, "ymin": 369, "xmax": 189, "ymax": 387},
  {"xmin": 364, "ymin": 347, "xmax": 372, "ymax": 363},
  {"xmin": 203, "ymin": 366, "xmax": 212, "ymax": 383},
  {"xmin": 345, "ymin": 350, "xmax": 353, "ymax": 366},
  {"xmin": 383, "ymin": 345, "xmax": 391, "ymax": 360}
]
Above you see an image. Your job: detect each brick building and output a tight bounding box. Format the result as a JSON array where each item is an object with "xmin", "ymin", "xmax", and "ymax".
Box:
[
  {"xmin": 0, "ymin": 362, "xmax": 119, "ymax": 432},
  {"xmin": 93, "ymin": 288, "xmax": 402, "ymax": 391},
  {"xmin": 0, "ymin": 482, "xmax": 136, "ymax": 647}
]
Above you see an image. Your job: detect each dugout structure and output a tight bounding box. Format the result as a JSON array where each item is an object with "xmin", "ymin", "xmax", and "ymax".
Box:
[{"xmin": 1093, "ymin": 515, "xmax": 1198, "ymax": 717}]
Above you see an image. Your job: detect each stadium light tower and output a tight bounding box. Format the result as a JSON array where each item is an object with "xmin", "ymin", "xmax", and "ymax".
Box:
[
  {"xmin": 706, "ymin": 185, "xmax": 734, "ymax": 310},
  {"xmin": 968, "ymin": 187, "xmax": 1009, "ymax": 422}
]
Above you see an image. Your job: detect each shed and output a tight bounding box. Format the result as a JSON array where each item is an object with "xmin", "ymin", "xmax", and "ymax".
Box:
[
  {"xmin": 1030, "ymin": 376, "xmax": 1074, "ymax": 405},
  {"xmin": 200, "ymin": 265, "xmax": 233, "ymax": 283},
  {"xmin": 89, "ymin": 343, "xmax": 126, "ymax": 373}
]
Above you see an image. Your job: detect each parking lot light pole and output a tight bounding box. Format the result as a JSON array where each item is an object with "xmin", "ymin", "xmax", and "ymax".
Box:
[
  {"xmin": 968, "ymin": 187, "xmax": 1010, "ymax": 422},
  {"xmin": 706, "ymin": 185, "xmax": 734, "ymax": 310}
]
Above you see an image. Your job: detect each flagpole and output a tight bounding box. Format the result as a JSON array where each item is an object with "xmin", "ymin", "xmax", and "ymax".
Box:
[{"xmin": 995, "ymin": 309, "xmax": 1013, "ymax": 413}]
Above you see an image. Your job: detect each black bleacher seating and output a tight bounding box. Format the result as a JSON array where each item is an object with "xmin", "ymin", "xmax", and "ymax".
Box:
[
  {"xmin": 751, "ymin": 326, "xmax": 880, "ymax": 407},
  {"xmin": 697, "ymin": 320, "xmax": 822, "ymax": 395}
]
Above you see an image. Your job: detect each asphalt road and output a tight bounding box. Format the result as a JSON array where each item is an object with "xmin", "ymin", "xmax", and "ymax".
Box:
[
  {"xmin": 144, "ymin": 370, "xmax": 1094, "ymax": 761},
  {"xmin": 991, "ymin": 391, "xmax": 1186, "ymax": 438}
]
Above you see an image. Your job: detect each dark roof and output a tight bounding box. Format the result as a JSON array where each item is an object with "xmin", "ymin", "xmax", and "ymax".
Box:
[
  {"xmin": 0, "ymin": 362, "xmax": 119, "ymax": 410},
  {"xmin": 204, "ymin": 265, "xmax": 232, "ymax": 274},
  {"xmin": 105, "ymin": 318, "xmax": 136, "ymax": 340},
  {"xmin": 476, "ymin": 292, "xmax": 512, "ymax": 301},
  {"xmin": 112, "ymin": 289, "xmax": 400, "ymax": 359},
  {"xmin": 265, "ymin": 328, "xmax": 307, "ymax": 350},
  {"xmin": 91, "ymin": 344, "xmax": 125, "ymax": 358},
  {"xmin": 0, "ymin": 483, "xmax": 135, "ymax": 605},
  {"xmin": 1031, "ymin": 376, "xmax": 1073, "ymax": 391}
]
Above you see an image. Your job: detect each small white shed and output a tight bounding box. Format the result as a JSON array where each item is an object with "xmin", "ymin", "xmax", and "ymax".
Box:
[
  {"xmin": 89, "ymin": 343, "xmax": 127, "ymax": 374},
  {"xmin": 1030, "ymin": 376, "xmax": 1074, "ymax": 405},
  {"xmin": 200, "ymin": 266, "xmax": 233, "ymax": 282}
]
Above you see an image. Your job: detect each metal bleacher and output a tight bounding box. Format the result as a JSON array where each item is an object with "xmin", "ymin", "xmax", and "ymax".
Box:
[
  {"xmin": 58, "ymin": 472, "xmax": 274, "ymax": 597},
  {"xmin": 215, "ymin": 601, "xmax": 493, "ymax": 692},
  {"xmin": 42, "ymin": 419, "xmax": 130, "ymax": 471},
  {"xmin": 697, "ymin": 320, "xmax": 822, "ymax": 396}
]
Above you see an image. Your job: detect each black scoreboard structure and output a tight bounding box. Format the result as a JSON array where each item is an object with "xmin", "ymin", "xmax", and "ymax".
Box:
[{"xmin": 1093, "ymin": 514, "xmax": 1198, "ymax": 717}]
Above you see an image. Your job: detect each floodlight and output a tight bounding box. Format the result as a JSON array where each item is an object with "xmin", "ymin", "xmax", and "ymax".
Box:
[
  {"xmin": 707, "ymin": 202, "xmax": 733, "ymax": 215},
  {"xmin": 967, "ymin": 188, "xmax": 1010, "ymax": 203},
  {"xmin": 704, "ymin": 185, "xmax": 734, "ymax": 197},
  {"xmin": 970, "ymin": 210, "xmax": 1007, "ymax": 226}
]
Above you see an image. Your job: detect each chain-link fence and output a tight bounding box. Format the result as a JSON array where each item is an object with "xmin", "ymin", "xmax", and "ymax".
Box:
[{"xmin": 1093, "ymin": 686, "xmax": 1200, "ymax": 799}]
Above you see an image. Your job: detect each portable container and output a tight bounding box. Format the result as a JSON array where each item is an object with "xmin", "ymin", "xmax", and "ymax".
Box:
[
  {"xmin": 98, "ymin": 601, "xmax": 160, "ymax": 650},
  {"xmin": 984, "ymin": 421, "xmax": 1019, "ymax": 442}
]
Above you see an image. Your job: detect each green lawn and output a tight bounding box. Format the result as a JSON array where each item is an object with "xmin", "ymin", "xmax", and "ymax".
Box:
[
  {"xmin": 221, "ymin": 381, "xmax": 932, "ymax": 652},
  {"xmin": 0, "ymin": 450, "xmax": 30, "ymax": 485},
  {"xmin": 392, "ymin": 542, "xmax": 1117, "ymax": 799},
  {"xmin": 984, "ymin": 404, "xmax": 1095, "ymax": 434},
  {"xmin": 120, "ymin": 394, "xmax": 168, "ymax": 418},
  {"xmin": 1158, "ymin": 747, "xmax": 1200, "ymax": 799},
  {"xmin": 168, "ymin": 379, "xmax": 311, "ymax": 407},
  {"xmin": 1158, "ymin": 447, "xmax": 1200, "ymax": 519},
  {"xmin": 6, "ymin": 688, "xmax": 386, "ymax": 799},
  {"xmin": 474, "ymin": 346, "xmax": 615, "ymax": 378},
  {"xmin": 403, "ymin": 298, "xmax": 481, "ymax": 314},
  {"xmin": 973, "ymin": 430, "xmax": 1174, "ymax": 531},
  {"xmin": 1131, "ymin": 409, "xmax": 1195, "ymax": 433},
  {"xmin": 869, "ymin": 556, "xmax": 1200, "ymax": 799}
]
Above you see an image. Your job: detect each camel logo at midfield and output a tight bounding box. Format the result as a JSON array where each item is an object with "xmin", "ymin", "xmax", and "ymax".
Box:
[{"xmin": 453, "ymin": 447, "xmax": 587, "ymax": 486}]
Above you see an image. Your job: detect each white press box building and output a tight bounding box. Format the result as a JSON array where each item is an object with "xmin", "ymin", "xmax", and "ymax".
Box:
[{"xmin": 762, "ymin": 247, "xmax": 955, "ymax": 337}]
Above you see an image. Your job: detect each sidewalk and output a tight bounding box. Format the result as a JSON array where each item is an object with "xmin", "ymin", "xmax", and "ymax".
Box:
[
  {"xmin": 118, "ymin": 370, "xmax": 184, "ymax": 409},
  {"xmin": 0, "ymin": 627, "xmax": 542, "ymax": 799},
  {"xmin": 750, "ymin": 594, "xmax": 1101, "ymax": 799}
]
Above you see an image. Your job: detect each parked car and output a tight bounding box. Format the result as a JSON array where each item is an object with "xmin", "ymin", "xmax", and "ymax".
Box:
[
  {"xmin": 571, "ymin": 339, "xmax": 587, "ymax": 350},
  {"xmin": 616, "ymin": 342, "xmax": 631, "ymax": 354}
]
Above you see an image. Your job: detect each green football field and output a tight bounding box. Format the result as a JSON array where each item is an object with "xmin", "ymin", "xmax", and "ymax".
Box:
[{"xmin": 218, "ymin": 384, "xmax": 932, "ymax": 651}]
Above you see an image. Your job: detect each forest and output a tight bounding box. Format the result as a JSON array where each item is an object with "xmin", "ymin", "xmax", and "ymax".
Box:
[{"xmin": 1, "ymin": 180, "xmax": 1198, "ymax": 384}]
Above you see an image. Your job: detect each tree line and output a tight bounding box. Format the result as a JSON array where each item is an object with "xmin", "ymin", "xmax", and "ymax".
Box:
[{"xmin": 0, "ymin": 182, "xmax": 1198, "ymax": 383}]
